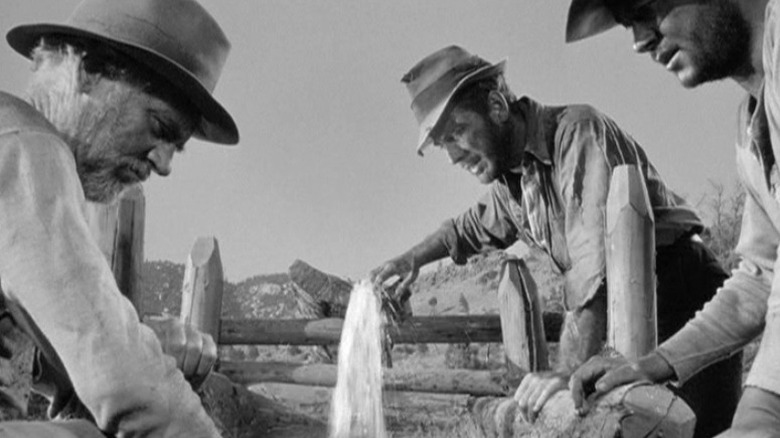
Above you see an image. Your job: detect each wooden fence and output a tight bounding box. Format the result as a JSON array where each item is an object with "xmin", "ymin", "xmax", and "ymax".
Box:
[{"xmin": 90, "ymin": 166, "xmax": 695, "ymax": 437}]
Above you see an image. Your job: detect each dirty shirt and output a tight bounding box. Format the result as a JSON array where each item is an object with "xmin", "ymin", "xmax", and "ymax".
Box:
[{"xmin": 436, "ymin": 97, "xmax": 702, "ymax": 311}]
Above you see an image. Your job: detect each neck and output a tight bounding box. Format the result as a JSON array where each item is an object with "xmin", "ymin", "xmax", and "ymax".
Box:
[
  {"xmin": 733, "ymin": 0, "xmax": 769, "ymax": 97},
  {"xmin": 504, "ymin": 105, "xmax": 527, "ymax": 169}
]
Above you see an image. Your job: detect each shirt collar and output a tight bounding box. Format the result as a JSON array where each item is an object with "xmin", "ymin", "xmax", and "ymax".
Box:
[{"xmin": 507, "ymin": 96, "xmax": 553, "ymax": 174}]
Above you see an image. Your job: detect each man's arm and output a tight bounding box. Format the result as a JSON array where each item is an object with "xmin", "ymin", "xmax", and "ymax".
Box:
[
  {"xmin": 0, "ymin": 132, "xmax": 219, "ymax": 436},
  {"xmin": 370, "ymin": 228, "xmax": 451, "ymax": 295},
  {"xmin": 371, "ymin": 187, "xmax": 521, "ymax": 294},
  {"xmin": 515, "ymin": 111, "xmax": 646, "ymax": 421}
]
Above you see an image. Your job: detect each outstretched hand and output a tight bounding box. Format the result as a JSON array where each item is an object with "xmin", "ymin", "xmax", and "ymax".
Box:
[
  {"xmin": 369, "ymin": 253, "xmax": 419, "ymax": 307},
  {"xmin": 143, "ymin": 315, "xmax": 217, "ymax": 389},
  {"xmin": 514, "ymin": 371, "xmax": 569, "ymax": 423}
]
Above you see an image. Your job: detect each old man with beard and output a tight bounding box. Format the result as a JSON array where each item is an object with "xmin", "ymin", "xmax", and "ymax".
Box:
[
  {"xmin": 565, "ymin": 0, "xmax": 780, "ymax": 436},
  {"xmin": 369, "ymin": 45, "xmax": 741, "ymax": 436},
  {"xmin": 0, "ymin": 0, "xmax": 238, "ymax": 436}
]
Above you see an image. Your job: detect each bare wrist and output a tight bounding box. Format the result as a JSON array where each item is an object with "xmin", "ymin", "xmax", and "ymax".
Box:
[{"xmin": 636, "ymin": 351, "xmax": 675, "ymax": 383}]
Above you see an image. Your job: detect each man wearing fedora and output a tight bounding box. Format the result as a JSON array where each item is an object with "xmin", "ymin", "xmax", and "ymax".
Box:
[
  {"xmin": 565, "ymin": 0, "xmax": 780, "ymax": 435},
  {"xmin": 0, "ymin": 0, "xmax": 237, "ymax": 436},
  {"xmin": 369, "ymin": 45, "xmax": 741, "ymax": 434}
]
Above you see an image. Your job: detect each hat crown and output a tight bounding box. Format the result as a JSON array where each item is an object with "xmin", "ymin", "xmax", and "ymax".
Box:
[
  {"xmin": 7, "ymin": 0, "xmax": 239, "ymax": 144},
  {"xmin": 402, "ymin": 45, "xmax": 490, "ymax": 104},
  {"xmin": 67, "ymin": 0, "xmax": 229, "ymax": 93},
  {"xmin": 401, "ymin": 46, "xmax": 504, "ymax": 155}
]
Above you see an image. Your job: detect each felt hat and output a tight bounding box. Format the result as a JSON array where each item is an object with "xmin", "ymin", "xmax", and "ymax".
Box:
[
  {"xmin": 402, "ymin": 46, "xmax": 505, "ymax": 155},
  {"xmin": 566, "ymin": 0, "xmax": 620, "ymax": 43},
  {"xmin": 7, "ymin": 0, "xmax": 239, "ymax": 144}
]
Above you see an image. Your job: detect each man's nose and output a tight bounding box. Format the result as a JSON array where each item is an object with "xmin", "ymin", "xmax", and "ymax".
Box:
[
  {"xmin": 632, "ymin": 23, "xmax": 659, "ymax": 53},
  {"xmin": 147, "ymin": 143, "xmax": 176, "ymax": 176},
  {"xmin": 444, "ymin": 143, "xmax": 466, "ymax": 165}
]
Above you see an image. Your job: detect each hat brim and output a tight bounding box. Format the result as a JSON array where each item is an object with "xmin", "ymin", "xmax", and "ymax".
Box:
[
  {"xmin": 565, "ymin": 0, "xmax": 618, "ymax": 43},
  {"xmin": 7, "ymin": 24, "xmax": 239, "ymax": 145},
  {"xmin": 416, "ymin": 59, "xmax": 506, "ymax": 156}
]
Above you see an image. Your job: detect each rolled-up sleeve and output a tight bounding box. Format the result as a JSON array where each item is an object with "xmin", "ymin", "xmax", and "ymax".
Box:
[
  {"xmin": 440, "ymin": 187, "xmax": 520, "ymax": 265},
  {"xmin": 0, "ymin": 132, "xmax": 219, "ymax": 436},
  {"xmin": 555, "ymin": 118, "xmax": 611, "ymax": 310}
]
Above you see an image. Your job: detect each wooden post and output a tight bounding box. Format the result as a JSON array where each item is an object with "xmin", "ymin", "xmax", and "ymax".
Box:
[
  {"xmin": 498, "ymin": 257, "xmax": 549, "ymax": 376},
  {"xmin": 180, "ymin": 236, "xmax": 224, "ymax": 340},
  {"xmin": 85, "ymin": 184, "xmax": 145, "ymax": 311},
  {"xmin": 606, "ymin": 165, "xmax": 656, "ymax": 360}
]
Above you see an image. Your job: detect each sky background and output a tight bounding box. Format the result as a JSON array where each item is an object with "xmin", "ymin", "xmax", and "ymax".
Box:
[{"xmin": 1, "ymin": 1, "xmax": 745, "ymax": 282}]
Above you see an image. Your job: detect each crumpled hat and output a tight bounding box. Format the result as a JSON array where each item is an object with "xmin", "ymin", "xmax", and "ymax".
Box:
[
  {"xmin": 402, "ymin": 45, "xmax": 505, "ymax": 156},
  {"xmin": 7, "ymin": 0, "xmax": 239, "ymax": 145}
]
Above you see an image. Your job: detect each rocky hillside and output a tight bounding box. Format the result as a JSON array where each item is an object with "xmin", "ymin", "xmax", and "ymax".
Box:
[{"xmin": 140, "ymin": 247, "xmax": 565, "ymax": 321}]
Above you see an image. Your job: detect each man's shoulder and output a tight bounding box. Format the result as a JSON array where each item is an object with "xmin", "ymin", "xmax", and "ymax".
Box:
[
  {"xmin": 557, "ymin": 103, "xmax": 611, "ymax": 127},
  {"xmin": 0, "ymin": 91, "xmax": 58, "ymax": 137}
]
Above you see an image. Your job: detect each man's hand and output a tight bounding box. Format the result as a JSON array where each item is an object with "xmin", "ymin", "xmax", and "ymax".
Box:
[
  {"xmin": 369, "ymin": 253, "xmax": 419, "ymax": 303},
  {"xmin": 143, "ymin": 315, "xmax": 217, "ymax": 389},
  {"xmin": 569, "ymin": 355, "xmax": 648, "ymax": 415},
  {"xmin": 513, "ymin": 371, "xmax": 569, "ymax": 423},
  {"xmin": 570, "ymin": 351, "xmax": 675, "ymax": 415}
]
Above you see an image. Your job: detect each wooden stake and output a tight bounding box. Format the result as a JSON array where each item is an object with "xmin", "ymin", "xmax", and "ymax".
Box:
[
  {"xmin": 85, "ymin": 184, "xmax": 145, "ymax": 311},
  {"xmin": 606, "ymin": 165, "xmax": 656, "ymax": 360},
  {"xmin": 497, "ymin": 257, "xmax": 549, "ymax": 376},
  {"xmin": 180, "ymin": 236, "xmax": 224, "ymax": 340}
]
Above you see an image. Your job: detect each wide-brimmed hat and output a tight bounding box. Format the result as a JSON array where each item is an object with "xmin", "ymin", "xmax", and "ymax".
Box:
[
  {"xmin": 6, "ymin": 0, "xmax": 239, "ymax": 145},
  {"xmin": 566, "ymin": 0, "xmax": 619, "ymax": 43},
  {"xmin": 402, "ymin": 46, "xmax": 505, "ymax": 156}
]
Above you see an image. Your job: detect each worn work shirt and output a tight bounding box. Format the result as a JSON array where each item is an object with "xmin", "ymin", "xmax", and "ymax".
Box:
[
  {"xmin": 436, "ymin": 97, "xmax": 702, "ymax": 310},
  {"xmin": 0, "ymin": 92, "xmax": 219, "ymax": 436},
  {"xmin": 656, "ymin": 0, "xmax": 780, "ymax": 394}
]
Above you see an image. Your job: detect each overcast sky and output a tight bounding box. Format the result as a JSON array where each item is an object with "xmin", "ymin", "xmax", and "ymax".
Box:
[{"xmin": 1, "ymin": 1, "xmax": 745, "ymax": 282}]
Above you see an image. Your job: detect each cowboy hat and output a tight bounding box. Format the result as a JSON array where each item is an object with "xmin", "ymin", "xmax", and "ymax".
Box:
[
  {"xmin": 6, "ymin": 0, "xmax": 239, "ymax": 145},
  {"xmin": 402, "ymin": 45, "xmax": 505, "ymax": 156},
  {"xmin": 566, "ymin": 0, "xmax": 620, "ymax": 43}
]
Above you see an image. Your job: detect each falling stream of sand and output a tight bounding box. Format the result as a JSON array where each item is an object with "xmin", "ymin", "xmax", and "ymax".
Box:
[{"xmin": 329, "ymin": 280, "xmax": 388, "ymax": 438}]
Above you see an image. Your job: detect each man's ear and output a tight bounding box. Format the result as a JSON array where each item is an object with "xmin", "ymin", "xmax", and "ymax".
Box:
[{"xmin": 487, "ymin": 90, "xmax": 510, "ymax": 125}]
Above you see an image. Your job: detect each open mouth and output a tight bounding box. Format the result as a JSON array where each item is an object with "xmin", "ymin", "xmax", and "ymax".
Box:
[{"xmin": 655, "ymin": 48, "xmax": 678, "ymax": 69}]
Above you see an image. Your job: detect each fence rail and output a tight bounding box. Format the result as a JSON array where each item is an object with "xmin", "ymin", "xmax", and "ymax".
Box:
[{"xmin": 219, "ymin": 313, "xmax": 563, "ymax": 346}]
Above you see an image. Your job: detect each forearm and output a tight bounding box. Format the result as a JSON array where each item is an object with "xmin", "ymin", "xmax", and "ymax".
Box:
[
  {"xmin": 403, "ymin": 229, "xmax": 451, "ymax": 268},
  {"xmin": 557, "ymin": 291, "xmax": 607, "ymax": 374},
  {"xmin": 656, "ymin": 265, "xmax": 768, "ymax": 383}
]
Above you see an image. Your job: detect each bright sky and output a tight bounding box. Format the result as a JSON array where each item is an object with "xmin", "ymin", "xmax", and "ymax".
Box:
[{"xmin": 1, "ymin": 1, "xmax": 745, "ymax": 282}]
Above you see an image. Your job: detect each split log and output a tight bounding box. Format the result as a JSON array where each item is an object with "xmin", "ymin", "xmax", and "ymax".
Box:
[
  {"xmin": 180, "ymin": 236, "xmax": 224, "ymax": 339},
  {"xmin": 288, "ymin": 259, "xmax": 351, "ymax": 317},
  {"xmin": 200, "ymin": 372, "xmax": 326, "ymax": 438},
  {"xmin": 219, "ymin": 361, "xmax": 511, "ymax": 396},
  {"xmin": 606, "ymin": 165, "xmax": 657, "ymax": 359},
  {"xmin": 498, "ymin": 257, "xmax": 549, "ymax": 377},
  {"xmin": 466, "ymin": 383, "xmax": 694, "ymax": 438},
  {"xmin": 85, "ymin": 184, "xmax": 145, "ymax": 310},
  {"xmin": 219, "ymin": 313, "xmax": 563, "ymax": 345}
]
